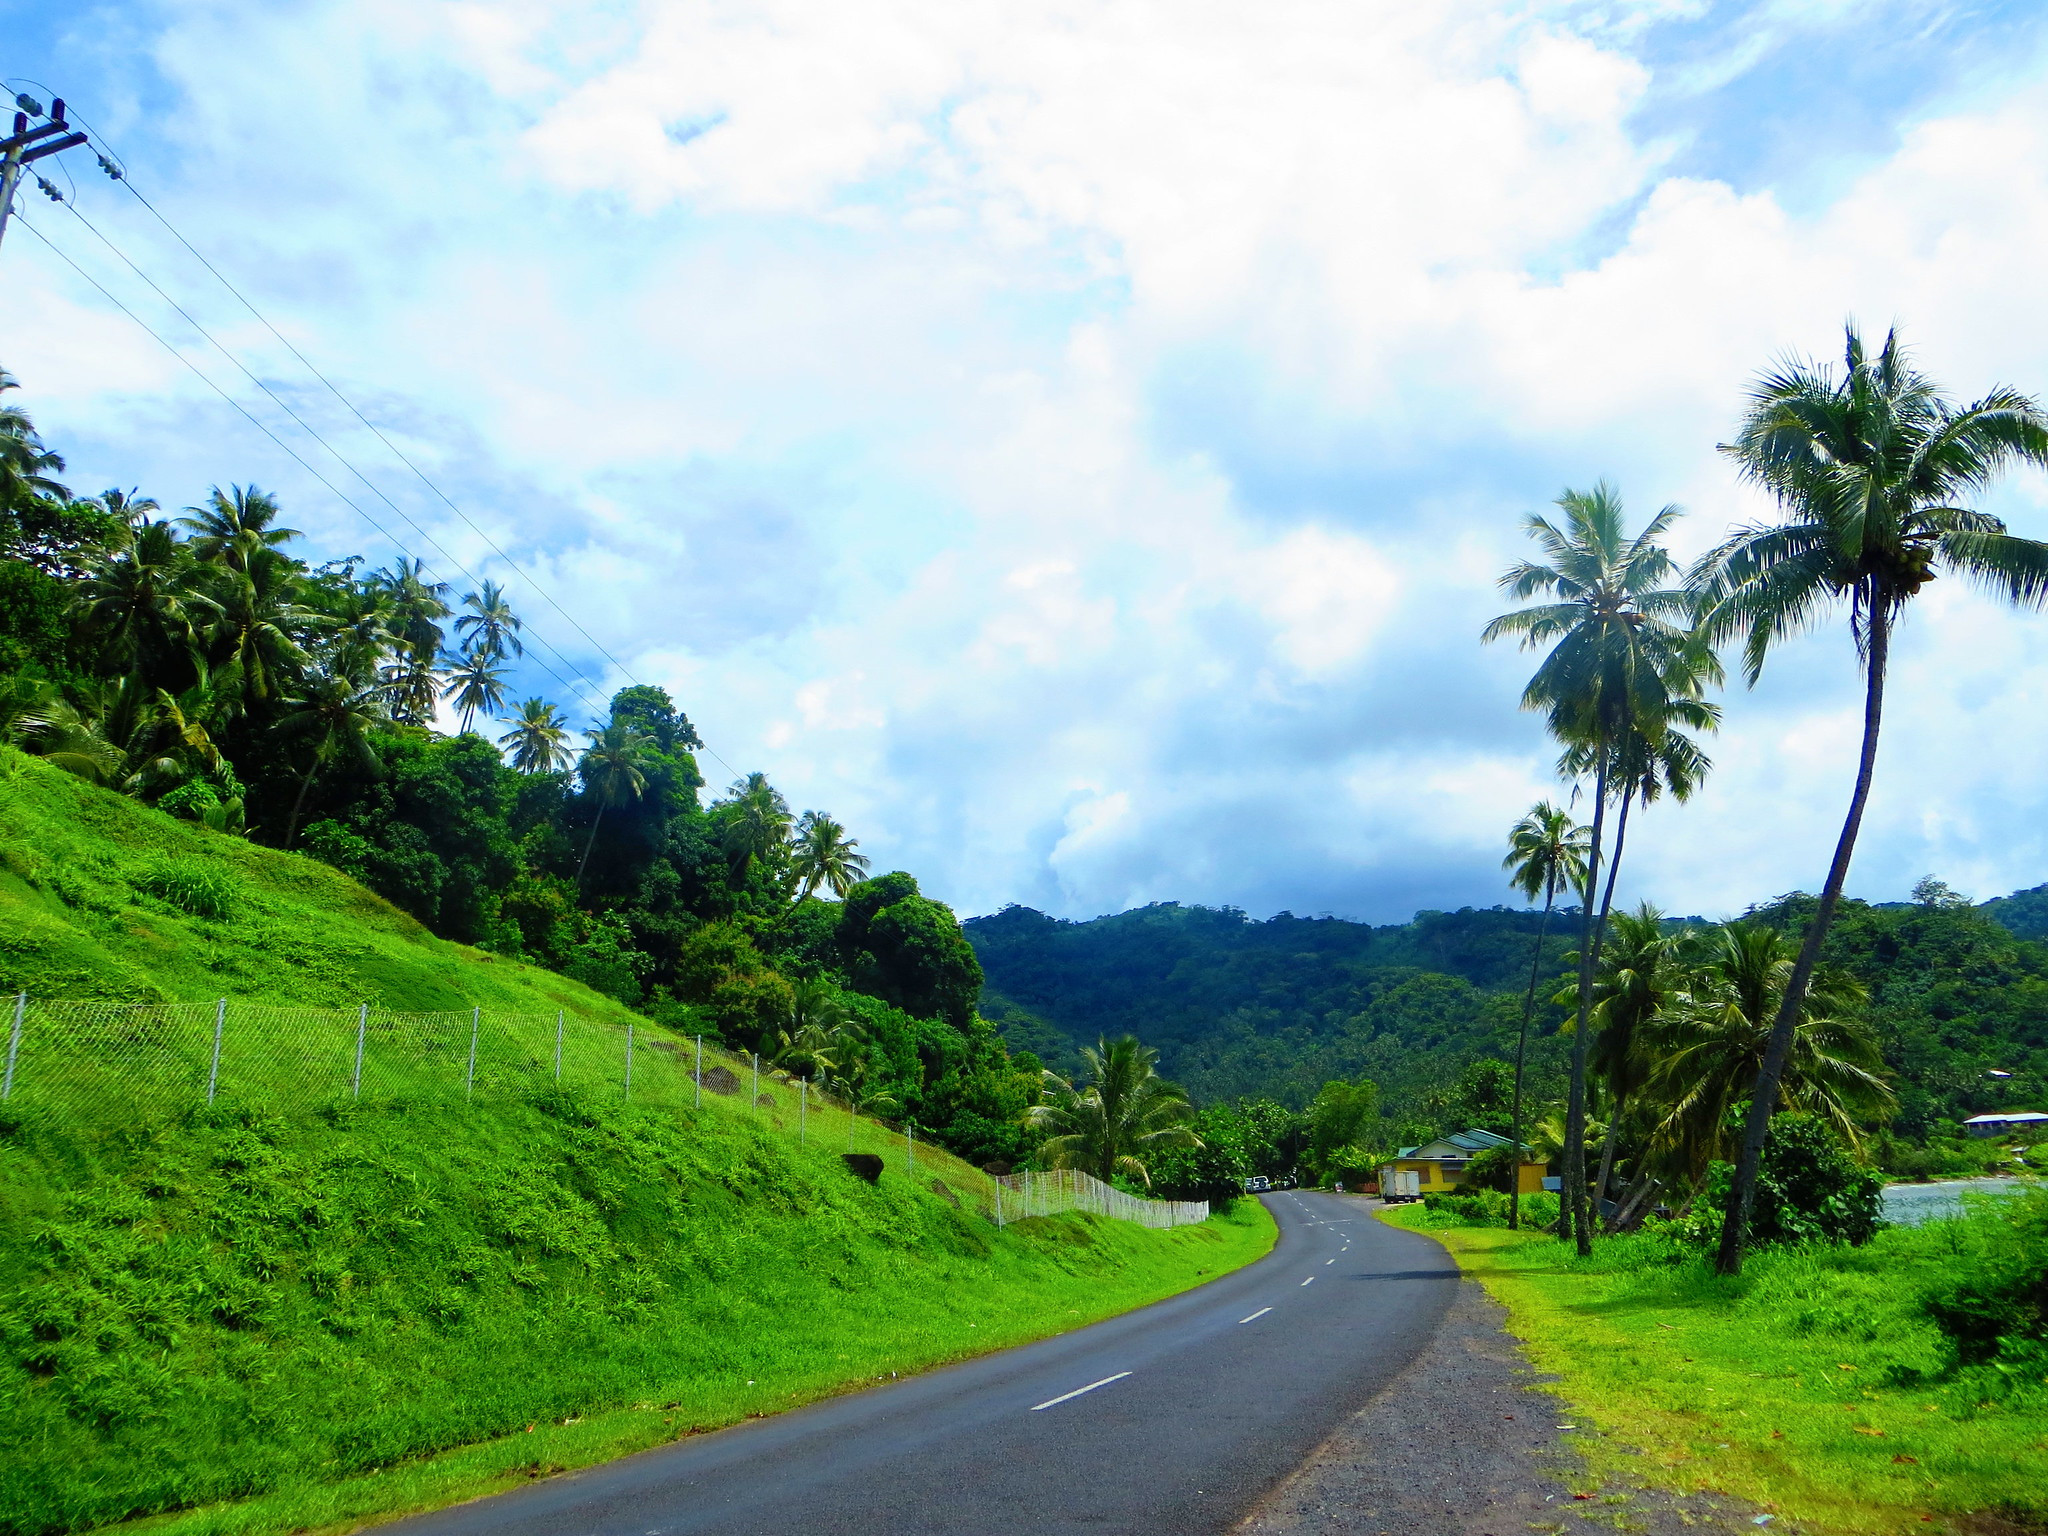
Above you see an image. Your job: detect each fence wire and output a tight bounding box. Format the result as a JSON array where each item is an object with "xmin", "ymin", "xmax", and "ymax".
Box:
[{"xmin": 0, "ymin": 996, "xmax": 1208, "ymax": 1229}]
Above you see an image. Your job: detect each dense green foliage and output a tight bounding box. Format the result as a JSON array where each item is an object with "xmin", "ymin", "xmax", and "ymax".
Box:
[
  {"xmin": 1674, "ymin": 1115, "xmax": 1885, "ymax": 1249},
  {"xmin": 0, "ymin": 370, "xmax": 1041, "ymax": 1165}
]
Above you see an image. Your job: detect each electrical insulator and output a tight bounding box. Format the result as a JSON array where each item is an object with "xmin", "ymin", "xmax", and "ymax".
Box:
[
  {"xmin": 37, "ymin": 176, "xmax": 62, "ymax": 202},
  {"xmin": 97, "ymin": 154, "xmax": 124, "ymax": 181},
  {"xmin": 14, "ymin": 93, "xmax": 44, "ymax": 117}
]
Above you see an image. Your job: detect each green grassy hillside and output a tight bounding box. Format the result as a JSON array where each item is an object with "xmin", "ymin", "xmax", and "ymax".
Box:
[
  {"xmin": 0, "ymin": 749, "xmax": 1277, "ymax": 1534},
  {"xmin": 0, "ymin": 746, "xmax": 643, "ymax": 1018}
]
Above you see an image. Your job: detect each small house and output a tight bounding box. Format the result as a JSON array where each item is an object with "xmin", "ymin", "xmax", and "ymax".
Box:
[
  {"xmin": 1379, "ymin": 1128, "xmax": 1547, "ymax": 1196},
  {"xmin": 1962, "ymin": 1111, "xmax": 2048, "ymax": 1139}
]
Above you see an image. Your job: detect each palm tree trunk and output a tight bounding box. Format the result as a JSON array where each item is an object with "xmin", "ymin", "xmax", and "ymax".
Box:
[
  {"xmin": 284, "ymin": 757, "xmax": 319, "ymax": 848},
  {"xmin": 576, "ymin": 800, "xmax": 608, "ymax": 884},
  {"xmin": 1564, "ymin": 752, "xmax": 1611, "ymax": 1254},
  {"xmin": 1586, "ymin": 789, "xmax": 1634, "ymax": 1217},
  {"xmin": 1714, "ymin": 604, "xmax": 1890, "ymax": 1277},
  {"xmin": 1507, "ymin": 887, "xmax": 1557, "ymax": 1232},
  {"xmin": 1593, "ymin": 1095, "xmax": 1624, "ymax": 1216}
]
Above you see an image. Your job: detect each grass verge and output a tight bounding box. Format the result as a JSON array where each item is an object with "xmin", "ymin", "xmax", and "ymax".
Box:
[
  {"xmin": 4, "ymin": 1091, "xmax": 1272, "ymax": 1536},
  {"xmin": 1382, "ymin": 1203, "xmax": 2048, "ymax": 1535}
]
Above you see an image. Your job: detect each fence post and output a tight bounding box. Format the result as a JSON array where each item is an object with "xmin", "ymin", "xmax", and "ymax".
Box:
[
  {"xmin": 800, "ymin": 1077, "xmax": 806, "ymax": 1145},
  {"xmin": 624, "ymin": 1020, "xmax": 634, "ymax": 1100},
  {"xmin": 2, "ymin": 993, "xmax": 23, "ymax": 1100},
  {"xmin": 207, "ymin": 998, "xmax": 225, "ymax": 1104},
  {"xmin": 751, "ymin": 1052, "xmax": 759, "ymax": 1114},
  {"xmin": 907, "ymin": 1122, "xmax": 914, "ymax": 1177},
  {"xmin": 466, "ymin": 1006, "xmax": 479, "ymax": 1097},
  {"xmin": 694, "ymin": 1035, "xmax": 702, "ymax": 1109},
  {"xmin": 554, "ymin": 1009, "xmax": 563, "ymax": 1083},
  {"xmin": 352, "ymin": 1003, "xmax": 367, "ymax": 1098}
]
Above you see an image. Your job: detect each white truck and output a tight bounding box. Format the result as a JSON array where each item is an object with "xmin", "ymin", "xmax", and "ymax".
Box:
[{"xmin": 1377, "ymin": 1166, "xmax": 1420, "ymax": 1203}]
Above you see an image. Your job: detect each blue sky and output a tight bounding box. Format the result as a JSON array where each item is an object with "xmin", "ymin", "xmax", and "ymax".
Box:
[{"xmin": 8, "ymin": 0, "xmax": 2048, "ymax": 924}]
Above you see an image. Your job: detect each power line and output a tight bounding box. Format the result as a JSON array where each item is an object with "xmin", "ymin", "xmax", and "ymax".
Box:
[
  {"xmin": 54, "ymin": 196, "xmax": 616, "ymax": 720},
  {"xmin": 10, "ymin": 211, "xmax": 610, "ymax": 719}
]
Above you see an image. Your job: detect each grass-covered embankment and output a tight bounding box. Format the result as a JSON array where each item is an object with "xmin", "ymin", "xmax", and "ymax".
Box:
[
  {"xmin": 1384, "ymin": 1198, "xmax": 2047, "ymax": 1535},
  {"xmin": 3, "ymin": 1091, "xmax": 1274, "ymax": 1535},
  {"xmin": 0, "ymin": 746, "xmax": 644, "ymax": 1017}
]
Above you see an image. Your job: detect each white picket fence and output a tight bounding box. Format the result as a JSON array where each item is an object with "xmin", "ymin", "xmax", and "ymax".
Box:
[{"xmin": 991, "ymin": 1166, "xmax": 1208, "ymax": 1229}]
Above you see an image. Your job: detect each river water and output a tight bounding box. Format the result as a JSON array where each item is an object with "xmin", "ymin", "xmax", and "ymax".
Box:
[{"xmin": 1880, "ymin": 1176, "xmax": 2031, "ymax": 1226}]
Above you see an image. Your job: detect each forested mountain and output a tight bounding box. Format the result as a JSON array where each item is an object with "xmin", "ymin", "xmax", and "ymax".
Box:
[{"xmin": 968, "ymin": 891, "xmax": 2048, "ymax": 1133}]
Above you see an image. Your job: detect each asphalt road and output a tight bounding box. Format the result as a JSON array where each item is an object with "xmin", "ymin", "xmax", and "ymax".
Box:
[{"xmin": 384, "ymin": 1191, "xmax": 1460, "ymax": 1536}]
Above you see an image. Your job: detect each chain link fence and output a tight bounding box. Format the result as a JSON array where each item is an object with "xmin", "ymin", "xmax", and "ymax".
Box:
[{"xmin": 0, "ymin": 995, "xmax": 1208, "ymax": 1229}]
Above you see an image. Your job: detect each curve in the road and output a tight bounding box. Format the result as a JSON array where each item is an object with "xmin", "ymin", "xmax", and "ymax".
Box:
[{"xmin": 381, "ymin": 1191, "xmax": 1460, "ymax": 1536}]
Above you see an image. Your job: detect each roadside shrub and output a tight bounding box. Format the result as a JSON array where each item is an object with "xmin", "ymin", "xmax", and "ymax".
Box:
[
  {"xmin": 1463, "ymin": 1143, "xmax": 1519, "ymax": 1193},
  {"xmin": 134, "ymin": 857, "xmax": 238, "ymax": 920},
  {"xmin": 1677, "ymin": 1114, "xmax": 1883, "ymax": 1248},
  {"xmin": 157, "ymin": 779, "xmax": 221, "ymax": 820},
  {"xmin": 1919, "ymin": 1186, "xmax": 2048, "ymax": 1365}
]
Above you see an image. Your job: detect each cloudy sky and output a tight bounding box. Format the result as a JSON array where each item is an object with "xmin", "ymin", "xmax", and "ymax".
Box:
[{"xmin": 7, "ymin": 0, "xmax": 2048, "ymax": 924}]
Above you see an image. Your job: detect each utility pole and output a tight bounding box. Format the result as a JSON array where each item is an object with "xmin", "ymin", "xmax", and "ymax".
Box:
[{"xmin": 0, "ymin": 93, "xmax": 89, "ymax": 258}]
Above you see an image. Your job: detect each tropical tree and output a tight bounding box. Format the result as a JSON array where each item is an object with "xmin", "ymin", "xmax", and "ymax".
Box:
[
  {"xmin": 1582, "ymin": 903, "xmax": 1683, "ymax": 1212},
  {"xmin": 719, "ymin": 772, "xmax": 794, "ymax": 885},
  {"xmin": 791, "ymin": 810, "xmax": 871, "ymax": 900},
  {"xmin": 178, "ymin": 485, "xmax": 297, "ymax": 575},
  {"xmin": 768, "ymin": 980, "xmax": 853, "ymax": 1079},
  {"xmin": 74, "ymin": 519, "xmax": 209, "ymax": 681},
  {"xmin": 1694, "ymin": 324, "xmax": 2048, "ymax": 1273},
  {"xmin": 373, "ymin": 559, "xmax": 451, "ymax": 726},
  {"xmin": 1029, "ymin": 1035, "xmax": 1201, "ymax": 1189},
  {"xmin": 441, "ymin": 649, "xmax": 509, "ymax": 735},
  {"xmin": 1501, "ymin": 801, "xmax": 1590, "ymax": 1229},
  {"xmin": 498, "ymin": 697, "xmax": 572, "ymax": 774},
  {"xmin": 0, "ymin": 366, "xmax": 68, "ymax": 514},
  {"xmin": 274, "ymin": 670, "xmax": 391, "ymax": 845},
  {"xmin": 576, "ymin": 722, "xmax": 653, "ymax": 882},
  {"xmin": 1642, "ymin": 922, "xmax": 1893, "ymax": 1187},
  {"xmin": 1483, "ymin": 482, "xmax": 1715, "ymax": 1252},
  {"xmin": 204, "ymin": 549, "xmax": 315, "ymax": 719},
  {"xmin": 454, "ymin": 578, "xmax": 524, "ymax": 662}
]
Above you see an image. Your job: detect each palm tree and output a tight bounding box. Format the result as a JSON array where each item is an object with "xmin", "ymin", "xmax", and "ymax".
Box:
[
  {"xmin": 768, "ymin": 980, "xmax": 853, "ymax": 1080},
  {"xmin": 1483, "ymin": 482, "xmax": 1714, "ymax": 1253},
  {"xmin": 1693, "ymin": 325, "xmax": 2048, "ymax": 1274},
  {"xmin": 178, "ymin": 485, "xmax": 298, "ymax": 574},
  {"xmin": 0, "ymin": 367, "xmax": 69, "ymax": 513},
  {"xmin": 274, "ymin": 671, "xmax": 391, "ymax": 845},
  {"xmin": 719, "ymin": 772, "xmax": 793, "ymax": 885},
  {"xmin": 74, "ymin": 519, "xmax": 210, "ymax": 683},
  {"xmin": 1501, "ymin": 801, "xmax": 1590, "ymax": 1229},
  {"xmin": 1583, "ymin": 903, "xmax": 1683, "ymax": 1213},
  {"xmin": 575, "ymin": 722, "xmax": 652, "ymax": 883},
  {"xmin": 454, "ymin": 578, "xmax": 524, "ymax": 662},
  {"xmin": 791, "ymin": 810, "xmax": 871, "ymax": 900},
  {"xmin": 441, "ymin": 649, "xmax": 510, "ymax": 735},
  {"xmin": 1643, "ymin": 922, "xmax": 1893, "ymax": 1188},
  {"xmin": 203, "ymin": 549, "xmax": 315, "ymax": 719},
  {"xmin": 373, "ymin": 559, "xmax": 451, "ymax": 726},
  {"xmin": 498, "ymin": 698, "xmax": 572, "ymax": 773},
  {"xmin": 1028, "ymin": 1035, "xmax": 1201, "ymax": 1189}
]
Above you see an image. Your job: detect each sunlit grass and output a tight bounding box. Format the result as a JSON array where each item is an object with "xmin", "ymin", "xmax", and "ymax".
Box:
[{"xmin": 1385, "ymin": 1204, "xmax": 2048, "ymax": 1535}]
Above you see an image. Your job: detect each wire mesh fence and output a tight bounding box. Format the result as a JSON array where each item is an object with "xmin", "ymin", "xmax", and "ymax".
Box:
[{"xmin": 0, "ymin": 995, "xmax": 1208, "ymax": 1229}]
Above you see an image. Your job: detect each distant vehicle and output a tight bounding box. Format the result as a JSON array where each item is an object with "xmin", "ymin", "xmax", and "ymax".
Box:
[
  {"xmin": 1378, "ymin": 1166, "xmax": 1421, "ymax": 1203},
  {"xmin": 1244, "ymin": 1175, "xmax": 1271, "ymax": 1192}
]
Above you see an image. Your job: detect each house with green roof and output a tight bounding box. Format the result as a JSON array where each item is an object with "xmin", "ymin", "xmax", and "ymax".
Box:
[{"xmin": 1379, "ymin": 1128, "xmax": 1546, "ymax": 1197}]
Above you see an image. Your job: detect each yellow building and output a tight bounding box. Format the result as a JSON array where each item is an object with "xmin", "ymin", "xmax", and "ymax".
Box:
[{"xmin": 1379, "ymin": 1128, "xmax": 1546, "ymax": 1198}]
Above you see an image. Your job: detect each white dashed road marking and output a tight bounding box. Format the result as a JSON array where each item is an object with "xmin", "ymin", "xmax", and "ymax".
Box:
[{"xmin": 1030, "ymin": 1373, "xmax": 1132, "ymax": 1411}]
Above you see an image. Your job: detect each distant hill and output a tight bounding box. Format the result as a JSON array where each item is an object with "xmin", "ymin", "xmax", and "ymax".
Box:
[{"xmin": 967, "ymin": 888, "xmax": 2048, "ymax": 1132}]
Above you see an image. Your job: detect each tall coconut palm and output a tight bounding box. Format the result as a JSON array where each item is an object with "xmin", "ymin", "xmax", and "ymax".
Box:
[
  {"xmin": 576, "ymin": 722, "xmax": 652, "ymax": 883},
  {"xmin": 75, "ymin": 520, "xmax": 210, "ymax": 684},
  {"xmin": 1583, "ymin": 903, "xmax": 1683, "ymax": 1213},
  {"xmin": 440, "ymin": 649, "xmax": 509, "ymax": 735},
  {"xmin": 1643, "ymin": 922, "xmax": 1893, "ymax": 1187},
  {"xmin": 454, "ymin": 578, "xmax": 524, "ymax": 662},
  {"xmin": 498, "ymin": 698, "xmax": 572, "ymax": 774},
  {"xmin": 768, "ymin": 980, "xmax": 853, "ymax": 1080},
  {"xmin": 0, "ymin": 367, "xmax": 69, "ymax": 513},
  {"xmin": 719, "ymin": 772, "xmax": 794, "ymax": 885},
  {"xmin": 1693, "ymin": 325, "xmax": 2048, "ymax": 1274},
  {"xmin": 1483, "ymin": 482, "xmax": 1713, "ymax": 1253},
  {"xmin": 1029, "ymin": 1035, "xmax": 1201, "ymax": 1189},
  {"xmin": 273, "ymin": 670, "xmax": 391, "ymax": 845},
  {"xmin": 1500, "ymin": 801, "xmax": 1590, "ymax": 1230},
  {"xmin": 178, "ymin": 485, "xmax": 298, "ymax": 574},
  {"xmin": 204, "ymin": 549, "xmax": 315, "ymax": 719},
  {"xmin": 373, "ymin": 559, "xmax": 451, "ymax": 726},
  {"xmin": 791, "ymin": 810, "xmax": 871, "ymax": 900}
]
